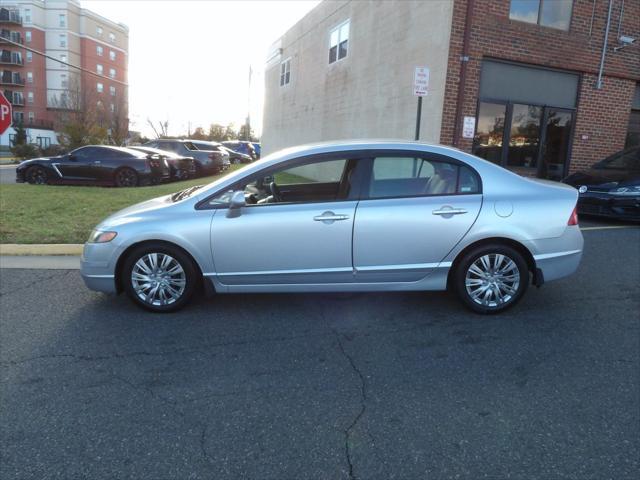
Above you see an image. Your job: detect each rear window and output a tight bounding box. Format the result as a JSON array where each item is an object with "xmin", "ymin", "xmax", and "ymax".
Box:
[{"xmin": 183, "ymin": 141, "xmax": 198, "ymax": 151}]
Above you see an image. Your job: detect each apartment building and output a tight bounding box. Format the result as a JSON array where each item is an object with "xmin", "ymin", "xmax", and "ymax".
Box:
[
  {"xmin": 262, "ymin": 0, "xmax": 639, "ymax": 179},
  {"xmin": 0, "ymin": 0, "xmax": 128, "ymax": 150}
]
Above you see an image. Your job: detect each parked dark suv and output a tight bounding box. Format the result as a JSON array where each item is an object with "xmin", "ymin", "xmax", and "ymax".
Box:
[{"xmin": 143, "ymin": 139, "xmax": 228, "ymax": 176}]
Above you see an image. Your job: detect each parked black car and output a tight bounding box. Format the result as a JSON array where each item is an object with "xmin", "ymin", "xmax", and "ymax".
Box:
[
  {"xmin": 220, "ymin": 145, "xmax": 252, "ymax": 164},
  {"xmin": 563, "ymin": 146, "xmax": 640, "ymax": 221},
  {"xmin": 143, "ymin": 139, "xmax": 228, "ymax": 175},
  {"xmin": 129, "ymin": 146, "xmax": 196, "ymax": 180},
  {"xmin": 15, "ymin": 145, "xmax": 171, "ymax": 187}
]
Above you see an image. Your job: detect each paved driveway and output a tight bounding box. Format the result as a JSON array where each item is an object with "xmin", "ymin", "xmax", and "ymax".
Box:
[{"xmin": 1, "ymin": 227, "xmax": 639, "ymax": 479}]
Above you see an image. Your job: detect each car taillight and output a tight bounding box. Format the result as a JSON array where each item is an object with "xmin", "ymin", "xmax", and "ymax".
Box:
[{"xmin": 568, "ymin": 205, "xmax": 578, "ymax": 226}]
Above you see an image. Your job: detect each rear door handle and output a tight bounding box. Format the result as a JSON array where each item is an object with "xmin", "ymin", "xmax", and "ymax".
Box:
[
  {"xmin": 432, "ymin": 207, "xmax": 468, "ymax": 216},
  {"xmin": 314, "ymin": 211, "xmax": 350, "ymax": 223}
]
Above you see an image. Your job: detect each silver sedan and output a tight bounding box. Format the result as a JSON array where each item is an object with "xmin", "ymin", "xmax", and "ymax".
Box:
[{"xmin": 81, "ymin": 141, "xmax": 583, "ymax": 314}]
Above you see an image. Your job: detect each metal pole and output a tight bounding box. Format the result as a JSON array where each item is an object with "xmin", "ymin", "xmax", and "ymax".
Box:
[
  {"xmin": 596, "ymin": 0, "xmax": 613, "ymax": 90},
  {"xmin": 414, "ymin": 96, "xmax": 422, "ymax": 141}
]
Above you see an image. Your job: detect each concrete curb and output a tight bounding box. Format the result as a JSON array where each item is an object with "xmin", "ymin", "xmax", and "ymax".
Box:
[{"xmin": 0, "ymin": 244, "xmax": 83, "ymax": 256}]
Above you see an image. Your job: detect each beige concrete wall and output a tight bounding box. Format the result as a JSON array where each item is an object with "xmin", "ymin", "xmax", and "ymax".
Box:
[{"xmin": 262, "ymin": 0, "xmax": 454, "ymax": 155}]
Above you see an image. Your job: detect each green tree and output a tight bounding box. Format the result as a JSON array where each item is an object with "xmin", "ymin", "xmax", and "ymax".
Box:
[
  {"xmin": 10, "ymin": 121, "xmax": 39, "ymax": 160},
  {"xmin": 191, "ymin": 126, "xmax": 207, "ymax": 140},
  {"xmin": 238, "ymin": 124, "xmax": 258, "ymax": 142}
]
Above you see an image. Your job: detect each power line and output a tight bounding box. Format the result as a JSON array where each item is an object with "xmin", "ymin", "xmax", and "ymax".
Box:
[{"xmin": 1, "ymin": 37, "xmax": 129, "ymax": 87}]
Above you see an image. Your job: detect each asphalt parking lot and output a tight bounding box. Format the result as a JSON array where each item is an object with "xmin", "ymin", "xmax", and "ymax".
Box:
[{"xmin": 1, "ymin": 224, "xmax": 639, "ymax": 479}]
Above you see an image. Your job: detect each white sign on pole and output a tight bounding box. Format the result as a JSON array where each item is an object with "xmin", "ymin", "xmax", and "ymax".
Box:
[
  {"xmin": 413, "ymin": 67, "xmax": 429, "ymax": 96},
  {"xmin": 462, "ymin": 116, "xmax": 476, "ymax": 138}
]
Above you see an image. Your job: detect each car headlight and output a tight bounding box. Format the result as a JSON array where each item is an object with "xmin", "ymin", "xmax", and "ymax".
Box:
[
  {"xmin": 88, "ymin": 230, "xmax": 117, "ymax": 243},
  {"xmin": 609, "ymin": 186, "xmax": 640, "ymax": 196}
]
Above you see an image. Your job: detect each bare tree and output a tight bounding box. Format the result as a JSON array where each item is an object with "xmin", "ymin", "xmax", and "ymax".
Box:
[{"xmin": 146, "ymin": 118, "xmax": 169, "ymax": 139}]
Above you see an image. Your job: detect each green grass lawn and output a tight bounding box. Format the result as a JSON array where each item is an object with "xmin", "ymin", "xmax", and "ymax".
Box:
[{"xmin": 0, "ymin": 167, "xmax": 241, "ymax": 244}]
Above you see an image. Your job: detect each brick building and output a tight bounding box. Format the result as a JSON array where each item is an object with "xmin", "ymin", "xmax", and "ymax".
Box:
[
  {"xmin": 0, "ymin": 0, "xmax": 128, "ymax": 151},
  {"xmin": 262, "ymin": 0, "xmax": 639, "ymax": 179}
]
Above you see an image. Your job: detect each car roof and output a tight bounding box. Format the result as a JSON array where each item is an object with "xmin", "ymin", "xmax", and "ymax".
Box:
[
  {"xmin": 130, "ymin": 146, "xmax": 184, "ymax": 158},
  {"xmin": 77, "ymin": 145, "xmax": 147, "ymax": 157}
]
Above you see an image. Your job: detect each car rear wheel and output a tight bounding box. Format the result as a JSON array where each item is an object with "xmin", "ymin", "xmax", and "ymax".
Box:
[
  {"xmin": 452, "ymin": 244, "xmax": 529, "ymax": 314},
  {"xmin": 122, "ymin": 243, "xmax": 199, "ymax": 312},
  {"xmin": 26, "ymin": 166, "xmax": 49, "ymax": 185},
  {"xmin": 114, "ymin": 168, "xmax": 138, "ymax": 187}
]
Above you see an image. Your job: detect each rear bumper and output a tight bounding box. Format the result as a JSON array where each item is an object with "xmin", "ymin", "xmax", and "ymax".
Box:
[{"xmin": 523, "ymin": 226, "xmax": 584, "ymax": 283}]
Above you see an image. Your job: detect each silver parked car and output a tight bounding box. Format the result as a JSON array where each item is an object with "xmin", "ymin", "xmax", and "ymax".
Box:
[{"xmin": 81, "ymin": 140, "xmax": 583, "ymax": 314}]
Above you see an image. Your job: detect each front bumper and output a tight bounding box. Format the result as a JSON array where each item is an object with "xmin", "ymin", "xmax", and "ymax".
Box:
[
  {"xmin": 80, "ymin": 242, "xmax": 119, "ymax": 293},
  {"xmin": 577, "ymin": 193, "xmax": 640, "ymax": 221}
]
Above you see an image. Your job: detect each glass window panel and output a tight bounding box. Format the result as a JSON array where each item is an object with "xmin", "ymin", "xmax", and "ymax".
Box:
[
  {"xmin": 509, "ymin": 0, "xmax": 540, "ymax": 24},
  {"xmin": 540, "ymin": 110, "xmax": 572, "ymax": 181},
  {"xmin": 274, "ymin": 159, "xmax": 346, "ymax": 184},
  {"xmin": 625, "ymin": 111, "xmax": 640, "ymax": 148},
  {"xmin": 329, "ymin": 45, "xmax": 337, "ymax": 63},
  {"xmin": 473, "ymin": 102, "xmax": 506, "ymax": 164},
  {"xmin": 338, "ymin": 39, "xmax": 348, "ymax": 59},
  {"xmin": 507, "ymin": 104, "xmax": 542, "ymax": 174},
  {"xmin": 339, "ymin": 22, "xmax": 349, "ymax": 41},
  {"xmin": 330, "ymin": 29, "xmax": 339, "ymax": 48},
  {"xmin": 369, "ymin": 158, "xmax": 458, "ymax": 198},
  {"xmin": 540, "ymin": 0, "xmax": 572, "ymax": 30}
]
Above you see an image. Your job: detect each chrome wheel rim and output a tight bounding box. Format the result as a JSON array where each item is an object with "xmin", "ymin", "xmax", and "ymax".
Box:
[
  {"xmin": 131, "ymin": 253, "xmax": 186, "ymax": 306},
  {"xmin": 465, "ymin": 254, "xmax": 520, "ymax": 308},
  {"xmin": 116, "ymin": 169, "xmax": 136, "ymax": 187}
]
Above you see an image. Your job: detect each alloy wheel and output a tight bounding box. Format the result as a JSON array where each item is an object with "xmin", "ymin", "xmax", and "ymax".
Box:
[
  {"xmin": 115, "ymin": 168, "xmax": 137, "ymax": 187},
  {"xmin": 464, "ymin": 253, "xmax": 521, "ymax": 308},
  {"xmin": 131, "ymin": 253, "xmax": 186, "ymax": 306},
  {"xmin": 28, "ymin": 167, "xmax": 48, "ymax": 185}
]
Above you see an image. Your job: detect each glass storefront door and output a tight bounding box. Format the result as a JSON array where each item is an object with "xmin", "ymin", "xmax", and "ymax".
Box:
[
  {"xmin": 473, "ymin": 101, "xmax": 574, "ymax": 180},
  {"xmin": 540, "ymin": 109, "xmax": 573, "ymax": 181}
]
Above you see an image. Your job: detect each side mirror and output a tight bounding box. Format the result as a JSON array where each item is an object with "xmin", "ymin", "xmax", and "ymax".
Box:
[{"xmin": 226, "ymin": 191, "xmax": 246, "ymax": 218}]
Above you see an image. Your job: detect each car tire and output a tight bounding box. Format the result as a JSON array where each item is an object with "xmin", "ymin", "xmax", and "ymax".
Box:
[
  {"xmin": 114, "ymin": 167, "xmax": 138, "ymax": 187},
  {"xmin": 26, "ymin": 166, "xmax": 49, "ymax": 185},
  {"xmin": 452, "ymin": 244, "xmax": 529, "ymax": 314},
  {"xmin": 121, "ymin": 243, "xmax": 200, "ymax": 313}
]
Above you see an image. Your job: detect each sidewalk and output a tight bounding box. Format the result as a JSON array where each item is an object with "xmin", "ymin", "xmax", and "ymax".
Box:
[{"xmin": 0, "ymin": 255, "xmax": 80, "ymax": 269}]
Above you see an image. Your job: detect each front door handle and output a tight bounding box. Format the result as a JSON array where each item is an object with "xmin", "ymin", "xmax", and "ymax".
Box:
[
  {"xmin": 432, "ymin": 207, "xmax": 468, "ymax": 216},
  {"xmin": 314, "ymin": 211, "xmax": 350, "ymax": 224}
]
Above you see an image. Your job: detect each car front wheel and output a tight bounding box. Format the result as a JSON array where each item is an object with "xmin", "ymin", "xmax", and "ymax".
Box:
[
  {"xmin": 452, "ymin": 244, "xmax": 529, "ymax": 314},
  {"xmin": 26, "ymin": 166, "xmax": 49, "ymax": 185},
  {"xmin": 122, "ymin": 244, "xmax": 199, "ymax": 312}
]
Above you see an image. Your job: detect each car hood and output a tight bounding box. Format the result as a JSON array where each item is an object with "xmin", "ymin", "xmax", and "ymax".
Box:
[
  {"xmin": 564, "ymin": 169, "xmax": 640, "ymax": 188},
  {"xmin": 97, "ymin": 194, "xmax": 174, "ymax": 229},
  {"xmin": 17, "ymin": 156, "xmax": 58, "ymax": 168}
]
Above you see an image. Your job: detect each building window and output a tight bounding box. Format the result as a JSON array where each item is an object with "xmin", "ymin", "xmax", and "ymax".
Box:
[
  {"xmin": 24, "ymin": 8, "xmax": 31, "ymax": 24},
  {"xmin": 97, "ymin": 26, "xmax": 103, "ymax": 37},
  {"xmin": 109, "ymin": 50, "xmax": 116, "ymax": 61},
  {"xmin": 97, "ymin": 45, "xmax": 103, "ymax": 56},
  {"xmin": 26, "ymin": 71, "xmax": 33, "ymax": 83},
  {"xmin": 28, "ymin": 111, "xmax": 34, "ymax": 122},
  {"xmin": 59, "ymin": 14, "xmax": 66, "ymax": 28},
  {"xmin": 59, "ymin": 34, "xmax": 66, "ymax": 48},
  {"xmin": 26, "ymin": 51, "xmax": 32, "ymax": 63},
  {"xmin": 110, "ymin": 103, "xmax": 115, "ymax": 113},
  {"xmin": 27, "ymin": 91, "xmax": 34, "ymax": 104},
  {"xmin": 96, "ymin": 64, "xmax": 103, "ymax": 75},
  {"xmin": 60, "ymin": 54, "xmax": 67, "ymax": 67},
  {"xmin": 25, "ymin": 31, "xmax": 31, "ymax": 43},
  {"xmin": 109, "ymin": 68, "xmax": 116, "ymax": 79},
  {"xmin": 509, "ymin": 0, "xmax": 573, "ymax": 31},
  {"xmin": 329, "ymin": 20, "xmax": 349, "ymax": 64},
  {"xmin": 37, "ymin": 136, "xmax": 51, "ymax": 148},
  {"xmin": 60, "ymin": 73, "xmax": 68, "ymax": 88},
  {"xmin": 109, "ymin": 32, "xmax": 116, "ymax": 43},
  {"xmin": 109, "ymin": 85, "xmax": 116, "ymax": 96},
  {"xmin": 97, "ymin": 82, "xmax": 103, "ymax": 93},
  {"xmin": 279, "ymin": 58, "xmax": 290, "ymax": 86}
]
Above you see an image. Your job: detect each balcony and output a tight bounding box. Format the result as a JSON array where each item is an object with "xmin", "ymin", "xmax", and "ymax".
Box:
[
  {"xmin": 0, "ymin": 53, "xmax": 23, "ymax": 66},
  {"xmin": 0, "ymin": 30, "xmax": 22, "ymax": 45},
  {"xmin": 0, "ymin": 8, "xmax": 22, "ymax": 26},
  {"xmin": 0, "ymin": 73, "xmax": 24, "ymax": 86},
  {"xmin": 24, "ymin": 119, "xmax": 55, "ymax": 130},
  {"xmin": 3, "ymin": 90, "xmax": 24, "ymax": 106}
]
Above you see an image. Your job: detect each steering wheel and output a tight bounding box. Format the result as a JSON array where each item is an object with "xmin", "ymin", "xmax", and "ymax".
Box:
[{"xmin": 269, "ymin": 181, "xmax": 282, "ymax": 202}]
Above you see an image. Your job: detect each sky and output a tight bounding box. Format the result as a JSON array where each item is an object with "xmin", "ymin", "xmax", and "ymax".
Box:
[{"xmin": 83, "ymin": 0, "xmax": 321, "ymax": 138}]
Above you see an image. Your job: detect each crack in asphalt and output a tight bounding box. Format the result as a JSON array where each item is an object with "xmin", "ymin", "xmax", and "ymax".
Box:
[{"xmin": 332, "ymin": 329, "xmax": 367, "ymax": 480}]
